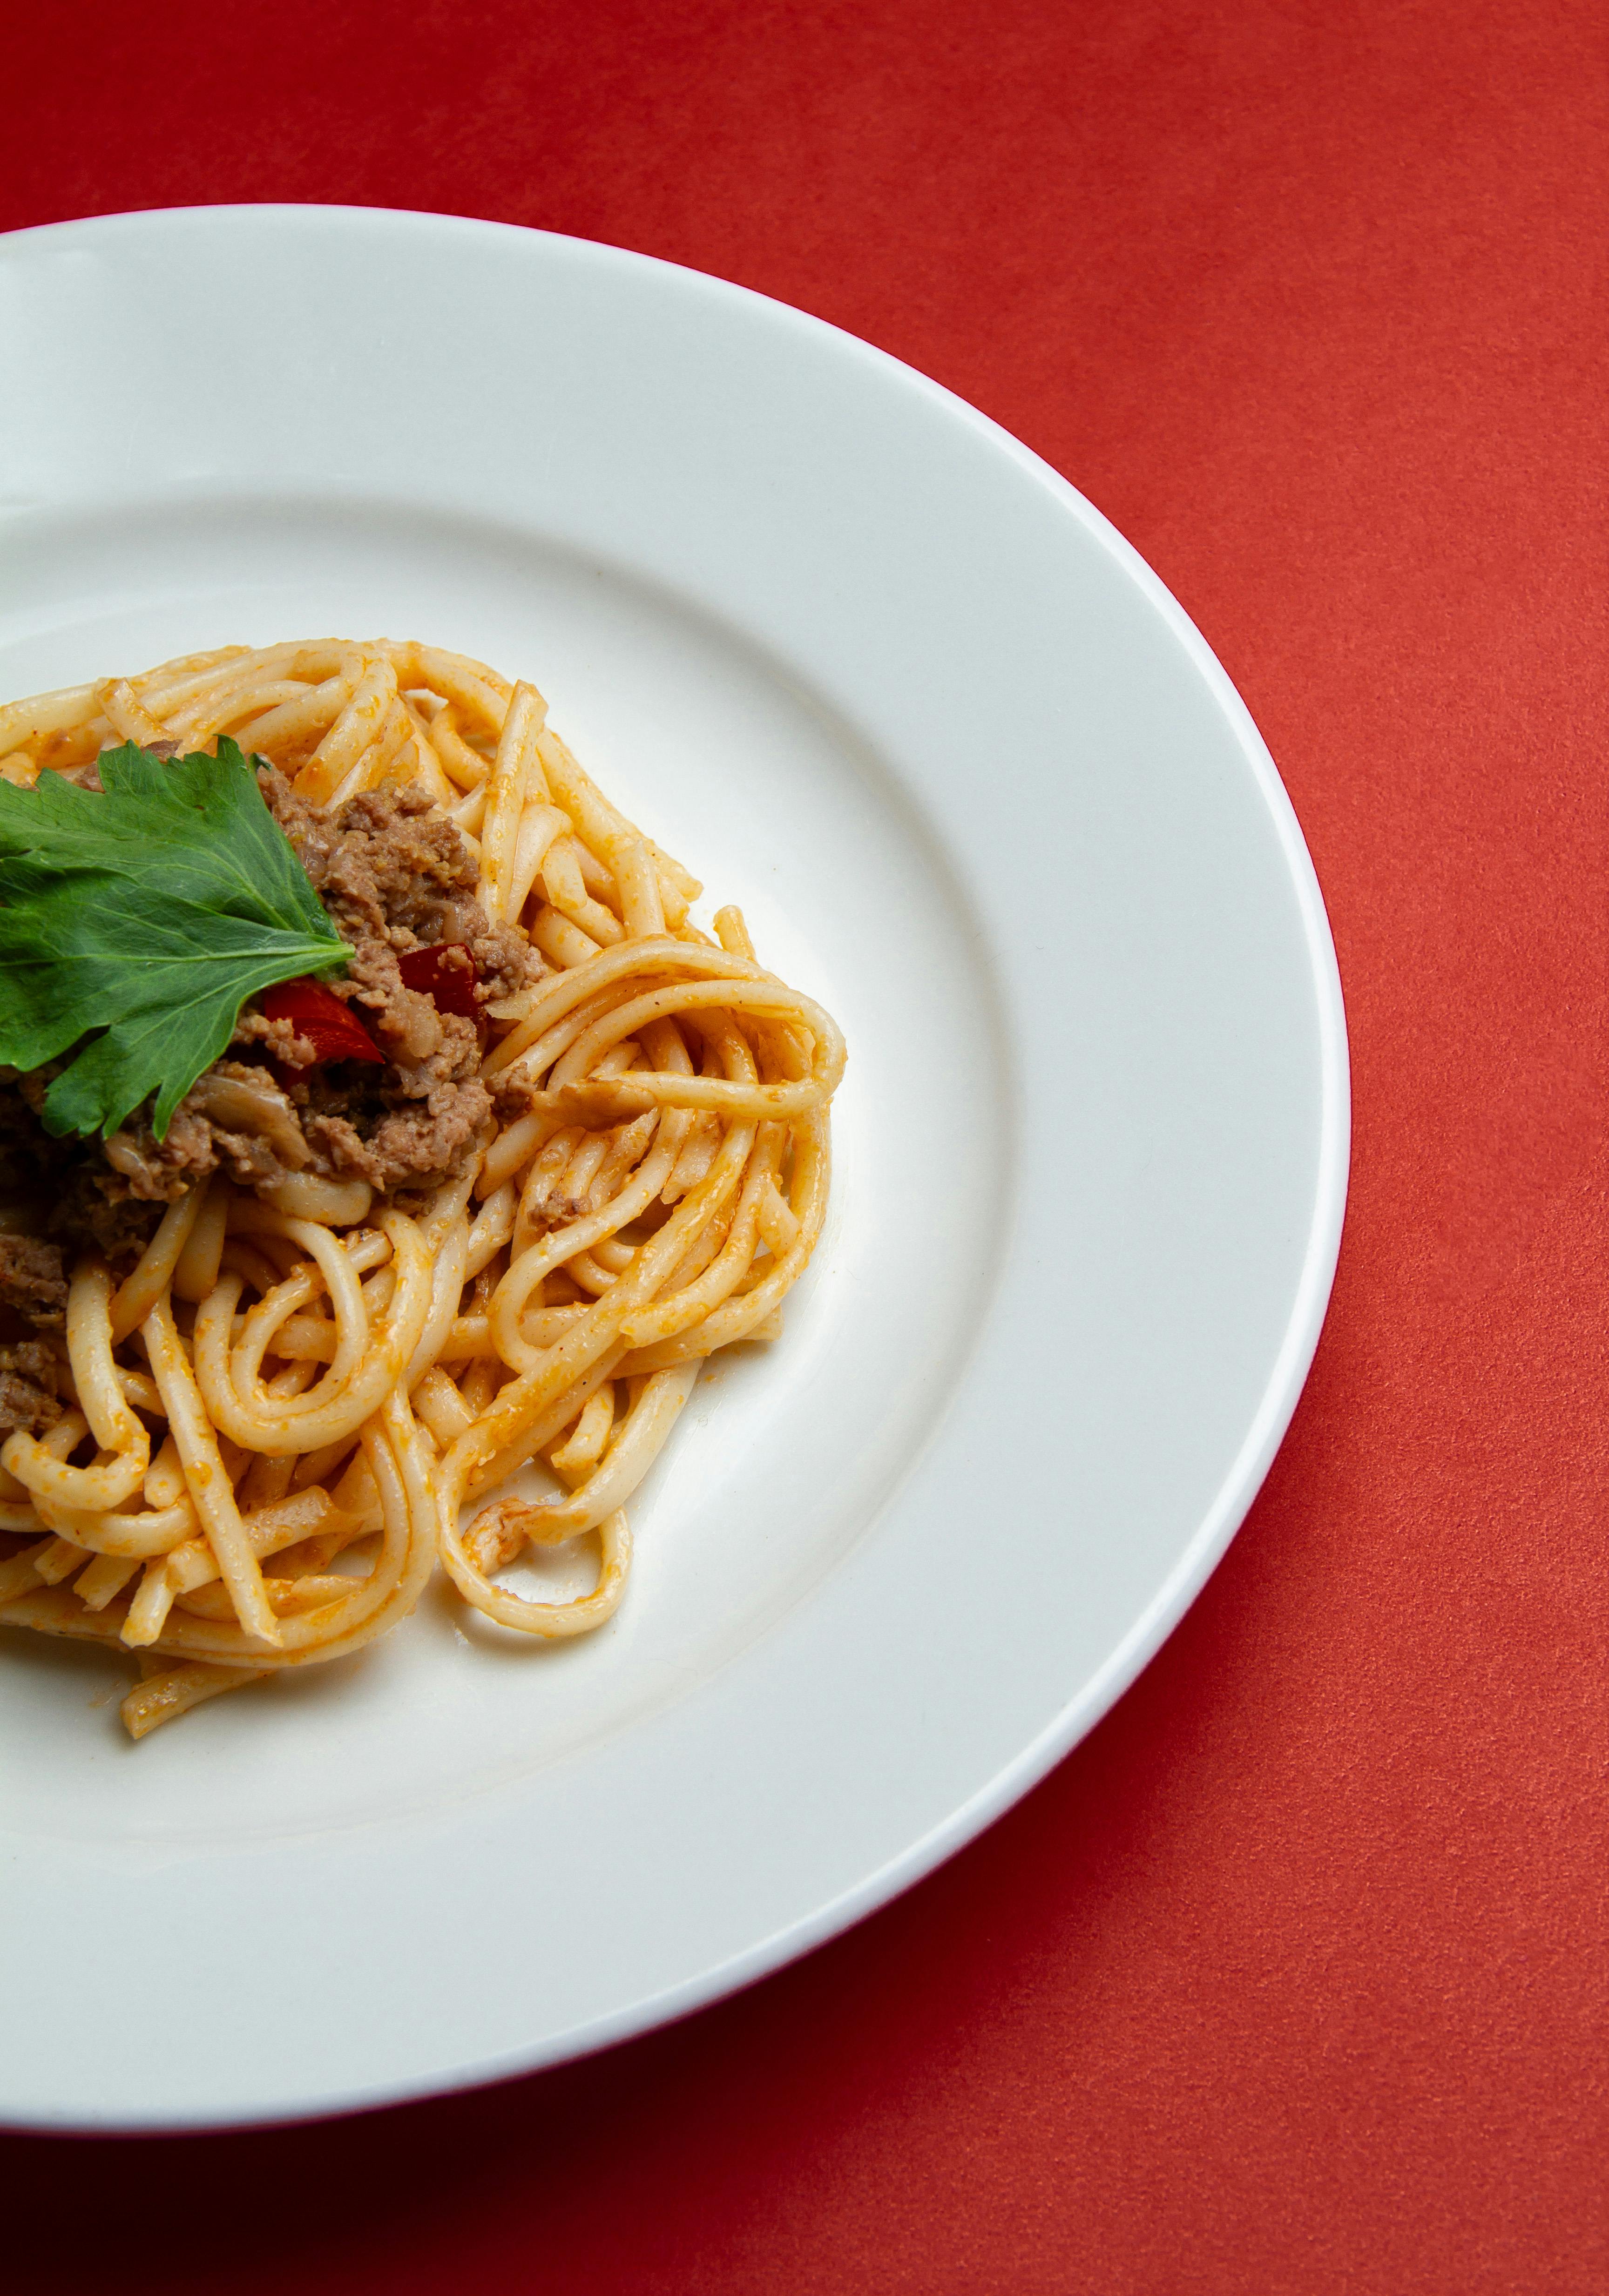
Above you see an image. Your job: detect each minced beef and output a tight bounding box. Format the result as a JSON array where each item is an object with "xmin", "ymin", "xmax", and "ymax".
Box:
[
  {"xmin": 263, "ymin": 774, "xmax": 534, "ymax": 1013},
  {"xmin": 0, "ymin": 1338, "xmax": 62, "ymax": 1436},
  {"xmin": 0, "ymin": 769, "xmax": 544, "ymax": 1251},
  {"xmin": 0, "ymin": 1234, "xmax": 68, "ymax": 1329}
]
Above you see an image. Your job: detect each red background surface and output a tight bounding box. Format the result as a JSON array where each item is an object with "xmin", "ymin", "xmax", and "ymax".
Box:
[{"xmin": 3, "ymin": 2, "xmax": 1604, "ymax": 2287}]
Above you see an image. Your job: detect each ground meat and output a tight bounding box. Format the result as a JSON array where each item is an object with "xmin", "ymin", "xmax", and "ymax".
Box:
[
  {"xmin": 102, "ymin": 1100, "xmax": 219, "ymax": 1198},
  {"xmin": 0, "ymin": 1234, "xmax": 68, "ymax": 1330},
  {"xmin": 260, "ymin": 772, "xmax": 540, "ymax": 1019},
  {"xmin": 0, "ymin": 1339, "xmax": 62, "ymax": 1436},
  {"xmin": 301, "ymin": 1082, "xmax": 494, "ymax": 1192},
  {"xmin": 240, "ymin": 772, "xmax": 537, "ymax": 1189},
  {"xmin": 60, "ymin": 1173, "xmax": 166, "ymax": 1260},
  {"xmin": 0, "ymin": 1083, "xmax": 167, "ymax": 1257},
  {"xmin": 0, "ymin": 770, "xmax": 541, "ymax": 1243},
  {"xmin": 229, "ymin": 1008, "xmax": 314, "ymax": 1065}
]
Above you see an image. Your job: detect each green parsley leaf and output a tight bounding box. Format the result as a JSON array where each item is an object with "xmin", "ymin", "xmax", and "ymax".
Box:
[{"xmin": 0, "ymin": 738, "xmax": 351, "ymax": 1140}]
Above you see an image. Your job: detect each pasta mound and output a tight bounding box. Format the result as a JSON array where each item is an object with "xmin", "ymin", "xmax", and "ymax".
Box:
[{"xmin": 0, "ymin": 641, "xmax": 844, "ymax": 1736}]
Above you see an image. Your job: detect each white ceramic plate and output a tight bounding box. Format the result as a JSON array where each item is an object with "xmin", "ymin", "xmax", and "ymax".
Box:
[{"xmin": 0, "ymin": 206, "xmax": 1347, "ymax": 2132}]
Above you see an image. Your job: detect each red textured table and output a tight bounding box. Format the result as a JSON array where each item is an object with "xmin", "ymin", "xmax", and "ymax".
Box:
[{"xmin": 4, "ymin": 4, "xmax": 1604, "ymax": 2288}]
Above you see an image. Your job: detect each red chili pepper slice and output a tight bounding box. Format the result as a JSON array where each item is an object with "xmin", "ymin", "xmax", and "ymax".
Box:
[
  {"xmin": 398, "ymin": 943, "xmax": 480, "ymax": 1019},
  {"xmin": 260, "ymin": 978, "xmax": 385, "ymax": 1066}
]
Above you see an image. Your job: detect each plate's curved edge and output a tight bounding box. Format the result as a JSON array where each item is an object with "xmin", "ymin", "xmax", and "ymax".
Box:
[{"xmin": 0, "ymin": 204, "xmax": 1351, "ymax": 2137}]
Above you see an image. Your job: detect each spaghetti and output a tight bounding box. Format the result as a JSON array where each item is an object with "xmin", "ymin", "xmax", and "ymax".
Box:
[{"xmin": 0, "ymin": 641, "xmax": 844, "ymax": 1736}]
